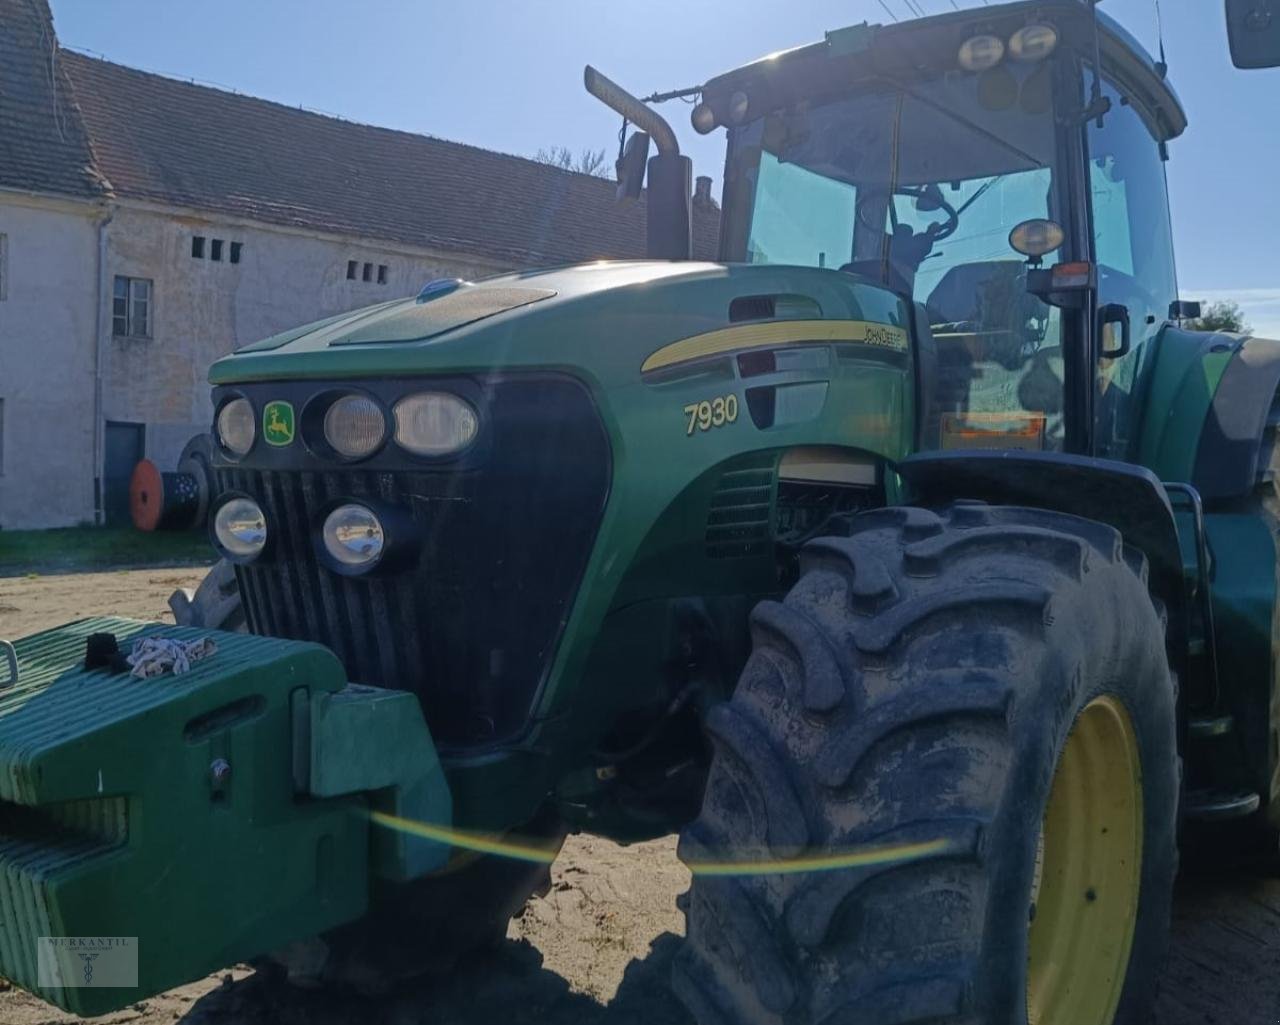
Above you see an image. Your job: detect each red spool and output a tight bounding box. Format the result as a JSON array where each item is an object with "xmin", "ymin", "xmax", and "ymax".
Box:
[{"xmin": 130, "ymin": 459, "xmax": 202, "ymax": 532}]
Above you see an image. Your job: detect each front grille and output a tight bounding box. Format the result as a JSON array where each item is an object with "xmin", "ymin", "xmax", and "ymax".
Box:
[{"xmin": 215, "ymin": 375, "xmax": 610, "ymax": 747}]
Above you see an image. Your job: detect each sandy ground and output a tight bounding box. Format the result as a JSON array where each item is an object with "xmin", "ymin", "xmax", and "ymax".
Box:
[
  {"xmin": 0, "ymin": 567, "xmax": 209, "ymax": 639},
  {"xmin": 3, "ymin": 569, "xmax": 1280, "ymax": 1024}
]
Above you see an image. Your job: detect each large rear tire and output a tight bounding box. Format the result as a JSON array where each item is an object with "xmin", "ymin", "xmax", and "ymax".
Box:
[{"xmin": 674, "ymin": 502, "xmax": 1178, "ymax": 1025}]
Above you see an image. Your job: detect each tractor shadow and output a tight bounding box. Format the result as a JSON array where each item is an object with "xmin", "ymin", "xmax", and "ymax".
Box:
[
  {"xmin": 178, "ymin": 868, "xmax": 1280, "ymax": 1025},
  {"xmin": 180, "ymin": 933, "xmax": 693, "ymax": 1025}
]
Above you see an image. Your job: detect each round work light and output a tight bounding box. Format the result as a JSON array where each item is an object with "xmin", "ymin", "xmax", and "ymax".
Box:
[
  {"xmin": 216, "ymin": 398, "xmax": 255, "ymax": 458},
  {"xmin": 213, "ymin": 497, "xmax": 267, "ymax": 561},
  {"xmin": 1009, "ymin": 24, "xmax": 1059, "ymax": 62},
  {"xmin": 321, "ymin": 503, "xmax": 386, "ymax": 571},
  {"xmin": 1009, "ymin": 218, "xmax": 1066, "ymax": 258},
  {"xmin": 958, "ymin": 34, "xmax": 1006, "ymax": 71},
  {"xmin": 323, "ymin": 394, "xmax": 386, "ymax": 460}
]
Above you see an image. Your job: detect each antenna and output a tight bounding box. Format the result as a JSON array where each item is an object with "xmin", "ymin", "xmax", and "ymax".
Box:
[
  {"xmin": 1081, "ymin": 0, "xmax": 1113, "ymax": 127},
  {"xmin": 1153, "ymin": 0, "xmax": 1169, "ymax": 77}
]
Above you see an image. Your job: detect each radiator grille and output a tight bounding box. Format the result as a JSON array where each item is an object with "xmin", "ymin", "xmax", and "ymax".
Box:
[
  {"xmin": 221, "ymin": 466, "xmax": 438, "ymax": 718},
  {"xmin": 213, "ymin": 375, "xmax": 610, "ymax": 746}
]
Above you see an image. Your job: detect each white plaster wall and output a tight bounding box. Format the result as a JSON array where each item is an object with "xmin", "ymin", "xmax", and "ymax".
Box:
[
  {"xmin": 0, "ymin": 195, "xmax": 100, "ymax": 530},
  {"xmin": 103, "ymin": 205, "xmax": 510, "ymax": 471}
]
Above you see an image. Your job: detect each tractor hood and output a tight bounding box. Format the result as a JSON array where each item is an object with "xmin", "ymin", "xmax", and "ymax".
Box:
[{"xmin": 208, "ymin": 261, "xmax": 912, "ymax": 392}]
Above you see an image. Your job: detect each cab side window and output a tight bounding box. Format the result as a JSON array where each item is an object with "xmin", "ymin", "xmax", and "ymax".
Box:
[{"xmin": 1086, "ymin": 77, "xmax": 1179, "ymax": 460}]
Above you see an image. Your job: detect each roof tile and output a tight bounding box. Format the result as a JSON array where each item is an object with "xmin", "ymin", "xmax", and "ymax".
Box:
[
  {"xmin": 58, "ymin": 50, "xmax": 720, "ymax": 265},
  {"xmin": 0, "ymin": 0, "xmax": 102, "ymax": 199}
]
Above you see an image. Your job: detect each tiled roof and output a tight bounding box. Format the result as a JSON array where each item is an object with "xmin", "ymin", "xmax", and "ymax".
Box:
[
  {"xmin": 0, "ymin": 0, "xmax": 103, "ymax": 199},
  {"xmin": 57, "ymin": 50, "xmax": 720, "ymax": 266}
]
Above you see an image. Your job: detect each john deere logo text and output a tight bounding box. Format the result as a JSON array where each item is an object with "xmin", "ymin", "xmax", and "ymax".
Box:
[{"xmin": 263, "ymin": 401, "xmax": 295, "ymax": 446}]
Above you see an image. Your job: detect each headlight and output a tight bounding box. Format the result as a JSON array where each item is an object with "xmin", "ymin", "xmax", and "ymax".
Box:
[
  {"xmin": 393, "ymin": 393, "xmax": 479, "ymax": 457},
  {"xmin": 1009, "ymin": 24, "xmax": 1058, "ymax": 62},
  {"xmin": 958, "ymin": 34, "xmax": 1005, "ymax": 71},
  {"xmin": 213, "ymin": 497, "xmax": 267, "ymax": 561},
  {"xmin": 321, "ymin": 503, "xmax": 386, "ymax": 570},
  {"xmin": 323, "ymin": 394, "xmax": 386, "ymax": 459},
  {"xmin": 216, "ymin": 398, "xmax": 255, "ymax": 457}
]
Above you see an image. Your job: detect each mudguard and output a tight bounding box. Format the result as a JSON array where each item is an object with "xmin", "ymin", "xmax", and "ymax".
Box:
[
  {"xmin": 1191, "ymin": 335, "xmax": 1280, "ymax": 500},
  {"xmin": 1139, "ymin": 327, "xmax": 1280, "ymax": 498},
  {"xmin": 896, "ymin": 449, "xmax": 1189, "ymax": 688},
  {"xmin": 0, "ymin": 618, "xmax": 449, "ymax": 1016}
]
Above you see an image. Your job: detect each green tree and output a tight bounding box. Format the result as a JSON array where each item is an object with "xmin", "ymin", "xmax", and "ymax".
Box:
[{"xmin": 1189, "ymin": 300, "xmax": 1253, "ymax": 335}]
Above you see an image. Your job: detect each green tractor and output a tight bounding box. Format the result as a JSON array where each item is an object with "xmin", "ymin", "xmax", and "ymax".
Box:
[{"xmin": 5, "ymin": 1, "xmax": 1280, "ymax": 1022}]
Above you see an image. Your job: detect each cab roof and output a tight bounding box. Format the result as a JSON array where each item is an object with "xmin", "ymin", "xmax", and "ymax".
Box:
[{"xmin": 699, "ymin": 0, "xmax": 1186, "ymax": 143}]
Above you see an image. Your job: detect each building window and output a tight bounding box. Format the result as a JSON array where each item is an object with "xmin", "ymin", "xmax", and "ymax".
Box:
[
  {"xmin": 210, "ymin": 239, "xmax": 224, "ymax": 262},
  {"xmin": 112, "ymin": 276, "xmax": 152, "ymax": 338},
  {"xmin": 346, "ymin": 258, "xmax": 389, "ymax": 284},
  {"xmin": 191, "ymin": 235, "xmax": 205, "ymax": 259},
  {"xmin": 0, "ymin": 233, "xmax": 9, "ymax": 300},
  {"xmin": 230, "ymin": 241, "xmax": 242, "ymax": 264}
]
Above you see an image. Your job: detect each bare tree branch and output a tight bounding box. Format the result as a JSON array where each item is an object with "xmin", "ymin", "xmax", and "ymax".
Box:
[{"xmin": 534, "ymin": 145, "xmax": 610, "ymax": 178}]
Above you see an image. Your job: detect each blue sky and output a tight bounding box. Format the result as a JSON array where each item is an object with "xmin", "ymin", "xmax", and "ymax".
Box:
[{"xmin": 49, "ymin": 0, "xmax": 1280, "ymax": 334}]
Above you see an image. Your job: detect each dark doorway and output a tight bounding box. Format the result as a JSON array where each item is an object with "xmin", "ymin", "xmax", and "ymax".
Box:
[{"xmin": 104, "ymin": 421, "xmax": 145, "ymax": 526}]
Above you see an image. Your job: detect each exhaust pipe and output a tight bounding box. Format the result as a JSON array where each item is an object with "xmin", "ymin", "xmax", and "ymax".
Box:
[
  {"xmin": 583, "ymin": 66, "xmax": 680, "ymax": 155},
  {"xmin": 583, "ymin": 65, "xmax": 692, "ymax": 261}
]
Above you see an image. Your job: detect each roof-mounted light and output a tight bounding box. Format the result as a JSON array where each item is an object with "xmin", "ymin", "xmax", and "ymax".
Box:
[
  {"xmin": 691, "ymin": 102, "xmax": 717, "ymax": 134},
  {"xmin": 1009, "ymin": 24, "xmax": 1059, "ymax": 62},
  {"xmin": 958, "ymin": 34, "xmax": 1005, "ymax": 71}
]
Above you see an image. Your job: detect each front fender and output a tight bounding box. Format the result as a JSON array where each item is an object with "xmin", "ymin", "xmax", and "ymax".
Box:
[{"xmin": 896, "ymin": 450, "xmax": 1188, "ymax": 690}]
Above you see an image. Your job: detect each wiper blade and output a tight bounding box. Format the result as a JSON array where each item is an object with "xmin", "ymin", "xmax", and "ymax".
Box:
[{"xmin": 955, "ymin": 175, "xmax": 1003, "ymax": 217}]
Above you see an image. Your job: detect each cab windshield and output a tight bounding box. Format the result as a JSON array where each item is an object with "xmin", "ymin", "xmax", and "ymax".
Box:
[{"xmin": 722, "ymin": 59, "xmax": 1068, "ymax": 451}]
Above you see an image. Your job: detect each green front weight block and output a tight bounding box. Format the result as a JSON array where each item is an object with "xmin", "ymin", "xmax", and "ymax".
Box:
[{"xmin": 0, "ymin": 617, "xmax": 451, "ymax": 1017}]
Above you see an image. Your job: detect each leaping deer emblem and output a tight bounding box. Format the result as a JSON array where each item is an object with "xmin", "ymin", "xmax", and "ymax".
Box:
[{"xmin": 263, "ymin": 402, "xmax": 295, "ymax": 445}]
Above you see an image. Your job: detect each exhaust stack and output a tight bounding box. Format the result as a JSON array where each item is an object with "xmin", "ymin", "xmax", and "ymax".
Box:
[
  {"xmin": 583, "ymin": 65, "xmax": 679, "ymax": 155},
  {"xmin": 584, "ymin": 65, "xmax": 692, "ymax": 261}
]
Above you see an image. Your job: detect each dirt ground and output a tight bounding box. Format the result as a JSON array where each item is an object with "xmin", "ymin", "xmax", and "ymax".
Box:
[{"xmin": 3, "ymin": 569, "xmax": 1280, "ymax": 1024}]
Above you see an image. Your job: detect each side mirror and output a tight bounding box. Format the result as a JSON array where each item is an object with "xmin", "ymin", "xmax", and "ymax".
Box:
[
  {"xmin": 615, "ymin": 131, "xmax": 650, "ymax": 203},
  {"xmin": 1099, "ymin": 302, "xmax": 1132, "ymax": 359},
  {"xmin": 1226, "ymin": 0, "xmax": 1280, "ymax": 68},
  {"xmin": 1169, "ymin": 299, "xmax": 1202, "ymax": 320}
]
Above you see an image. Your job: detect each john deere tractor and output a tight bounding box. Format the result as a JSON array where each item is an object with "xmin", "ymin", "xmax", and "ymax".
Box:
[{"xmin": 5, "ymin": 1, "xmax": 1280, "ymax": 1023}]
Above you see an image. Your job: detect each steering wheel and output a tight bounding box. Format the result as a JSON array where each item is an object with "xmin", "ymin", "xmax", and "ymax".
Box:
[{"xmin": 856, "ymin": 184, "xmax": 961, "ymax": 243}]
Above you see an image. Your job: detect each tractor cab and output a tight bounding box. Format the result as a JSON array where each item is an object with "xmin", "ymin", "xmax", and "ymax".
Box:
[{"xmin": 697, "ymin": 0, "xmax": 1186, "ymax": 461}]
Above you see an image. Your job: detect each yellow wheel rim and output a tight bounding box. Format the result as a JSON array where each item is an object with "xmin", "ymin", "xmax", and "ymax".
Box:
[{"xmin": 1026, "ymin": 696, "xmax": 1143, "ymax": 1025}]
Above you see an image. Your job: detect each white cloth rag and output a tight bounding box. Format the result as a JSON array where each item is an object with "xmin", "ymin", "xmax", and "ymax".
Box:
[{"xmin": 127, "ymin": 636, "xmax": 218, "ymax": 679}]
